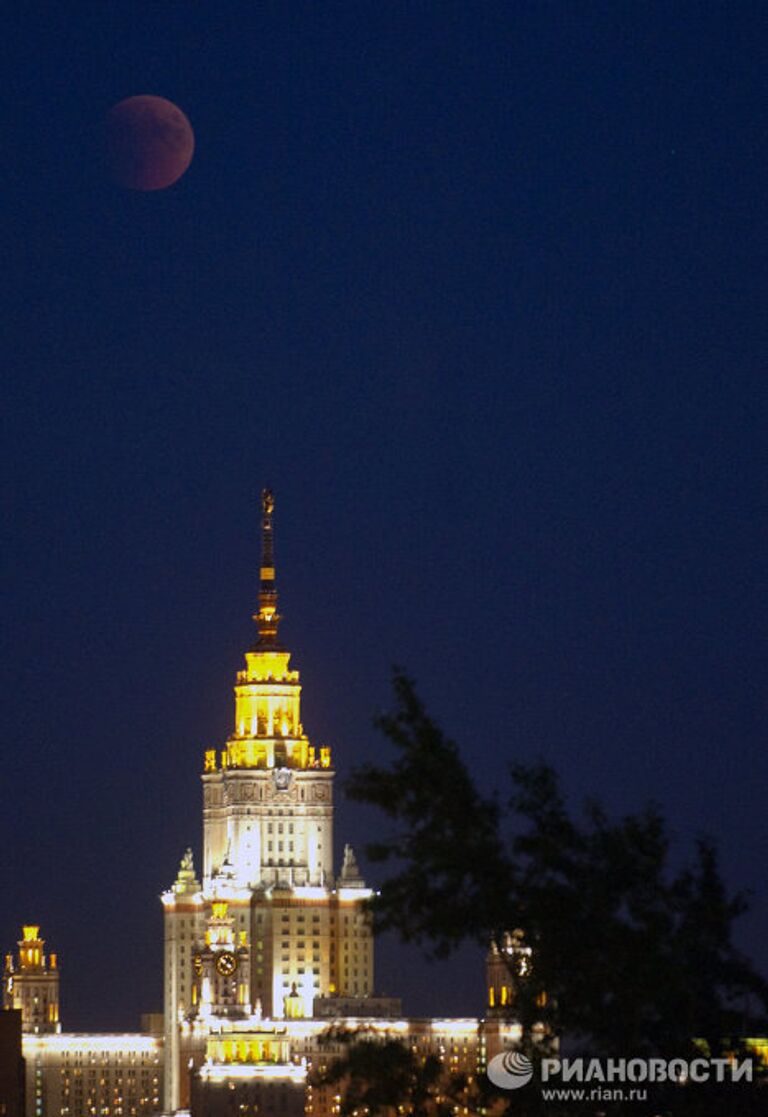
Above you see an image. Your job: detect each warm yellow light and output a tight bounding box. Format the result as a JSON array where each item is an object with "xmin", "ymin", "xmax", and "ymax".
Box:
[
  {"xmin": 320, "ymin": 747, "xmax": 331, "ymax": 769},
  {"xmin": 199, "ymin": 1064, "xmax": 305, "ymax": 1083},
  {"xmin": 746, "ymin": 1039, "xmax": 768, "ymax": 1067},
  {"xmin": 212, "ymin": 901, "xmax": 228, "ymax": 920},
  {"xmin": 337, "ymin": 887, "xmax": 373, "ymax": 901},
  {"xmin": 23, "ymin": 1036, "xmax": 161, "ymax": 1055},
  {"xmin": 22, "ymin": 926, "xmax": 40, "ymax": 943},
  {"xmin": 292, "ymin": 886, "xmax": 326, "ymax": 900},
  {"xmin": 429, "ymin": 1020, "xmax": 480, "ymax": 1035},
  {"xmin": 204, "ymin": 750, "xmax": 217, "ymax": 772}
]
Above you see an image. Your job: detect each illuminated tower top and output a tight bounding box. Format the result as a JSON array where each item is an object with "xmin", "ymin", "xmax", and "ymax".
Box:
[{"xmin": 203, "ymin": 491, "xmax": 331, "ymax": 775}]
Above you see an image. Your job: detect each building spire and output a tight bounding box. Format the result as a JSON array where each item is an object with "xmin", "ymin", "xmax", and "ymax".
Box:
[{"xmin": 254, "ymin": 488, "xmax": 281, "ymax": 647}]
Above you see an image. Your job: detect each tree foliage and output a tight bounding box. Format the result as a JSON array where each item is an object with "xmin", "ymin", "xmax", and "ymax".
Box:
[{"xmin": 346, "ymin": 670, "xmax": 768, "ymax": 1065}]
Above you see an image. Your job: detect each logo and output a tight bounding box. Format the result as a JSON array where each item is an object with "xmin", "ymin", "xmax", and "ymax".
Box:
[
  {"xmin": 486, "ymin": 1053, "xmax": 754, "ymax": 1099},
  {"xmin": 487, "ymin": 1051, "xmax": 534, "ymax": 1090}
]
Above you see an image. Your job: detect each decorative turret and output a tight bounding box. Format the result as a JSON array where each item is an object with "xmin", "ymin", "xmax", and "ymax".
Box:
[
  {"xmin": 339, "ymin": 844, "xmax": 365, "ymax": 888},
  {"xmin": 486, "ymin": 929, "xmax": 533, "ymax": 1013},
  {"xmin": 172, "ymin": 848, "xmax": 200, "ymax": 896},
  {"xmin": 3, "ymin": 926, "xmax": 61, "ymax": 1034}
]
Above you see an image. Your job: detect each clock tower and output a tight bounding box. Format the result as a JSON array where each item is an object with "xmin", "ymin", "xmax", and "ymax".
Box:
[{"xmin": 193, "ymin": 901, "xmax": 251, "ymax": 1018}]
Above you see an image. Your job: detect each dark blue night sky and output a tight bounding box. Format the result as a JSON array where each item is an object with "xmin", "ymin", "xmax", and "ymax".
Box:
[{"xmin": 3, "ymin": 3, "xmax": 767, "ymax": 1031}]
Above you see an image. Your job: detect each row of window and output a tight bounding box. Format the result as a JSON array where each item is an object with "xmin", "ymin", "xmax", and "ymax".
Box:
[
  {"xmin": 59, "ymin": 1056, "xmax": 159, "ymax": 1065},
  {"xmin": 60, "ymin": 1067, "xmax": 156, "ymax": 1077}
]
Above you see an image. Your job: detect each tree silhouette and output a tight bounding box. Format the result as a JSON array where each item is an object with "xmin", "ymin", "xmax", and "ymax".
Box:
[{"xmin": 341, "ymin": 670, "xmax": 768, "ymax": 1113}]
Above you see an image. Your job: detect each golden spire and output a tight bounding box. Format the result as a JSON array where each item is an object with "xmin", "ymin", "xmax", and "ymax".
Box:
[{"xmin": 254, "ymin": 488, "xmax": 281, "ymax": 647}]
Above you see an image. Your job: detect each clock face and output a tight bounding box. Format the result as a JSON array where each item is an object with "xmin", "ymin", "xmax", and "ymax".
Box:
[
  {"xmin": 193, "ymin": 954, "xmax": 204, "ymax": 976},
  {"xmin": 215, "ymin": 951, "xmax": 237, "ymax": 977}
]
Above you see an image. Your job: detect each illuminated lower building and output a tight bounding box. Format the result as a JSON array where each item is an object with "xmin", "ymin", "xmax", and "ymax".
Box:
[
  {"xmin": 2, "ymin": 934, "xmax": 163, "ymax": 1117},
  {"xmin": 189, "ymin": 1026, "xmax": 306, "ymax": 1117},
  {"xmin": 21, "ymin": 1033, "xmax": 163, "ymax": 1117}
]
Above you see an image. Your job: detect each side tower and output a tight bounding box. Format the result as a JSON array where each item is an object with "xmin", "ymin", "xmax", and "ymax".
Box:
[
  {"xmin": 3, "ymin": 926, "xmax": 60, "ymax": 1034},
  {"xmin": 161, "ymin": 852, "xmax": 204, "ymax": 1113}
]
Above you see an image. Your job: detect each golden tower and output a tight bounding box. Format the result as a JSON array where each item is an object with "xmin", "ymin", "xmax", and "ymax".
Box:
[{"xmin": 3, "ymin": 926, "xmax": 60, "ymax": 1034}]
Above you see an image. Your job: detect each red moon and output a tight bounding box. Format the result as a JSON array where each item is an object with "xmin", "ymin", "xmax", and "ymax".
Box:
[{"xmin": 106, "ymin": 95, "xmax": 194, "ymax": 191}]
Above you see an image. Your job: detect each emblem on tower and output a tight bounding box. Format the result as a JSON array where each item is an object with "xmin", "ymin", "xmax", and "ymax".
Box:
[{"xmin": 273, "ymin": 767, "xmax": 293, "ymax": 793}]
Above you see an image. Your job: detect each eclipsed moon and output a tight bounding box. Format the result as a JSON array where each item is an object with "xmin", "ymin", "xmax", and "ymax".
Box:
[{"xmin": 106, "ymin": 95, "xmax": 194, "ymax": 191}]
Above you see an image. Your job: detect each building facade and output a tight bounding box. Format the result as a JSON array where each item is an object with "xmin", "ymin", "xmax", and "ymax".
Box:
[{"xmin": 158, "ymin": 492, "xmax": 524, "ymax": 1113}]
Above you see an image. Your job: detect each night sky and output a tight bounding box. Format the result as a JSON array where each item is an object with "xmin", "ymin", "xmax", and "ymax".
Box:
[{"xmin": 3, "ymin": 4, "xmax": 767, "ymax": 1033}]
